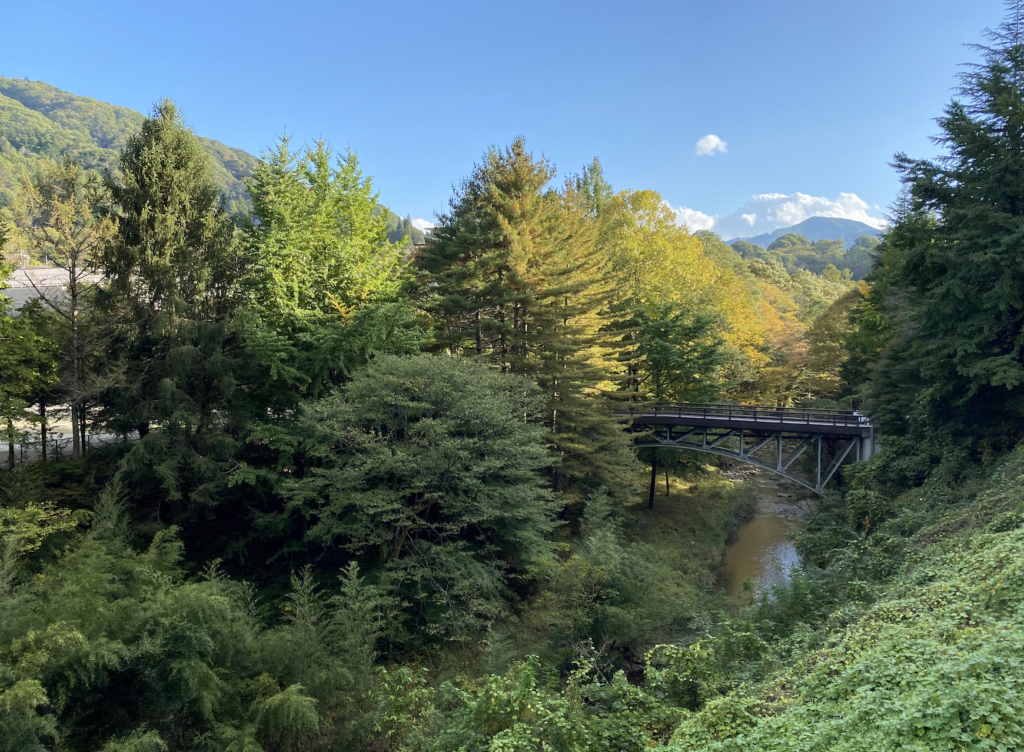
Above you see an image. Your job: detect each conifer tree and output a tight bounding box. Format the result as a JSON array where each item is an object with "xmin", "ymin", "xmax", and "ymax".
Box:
[
  {"xmin": 99, "ymin": 100, "xmax": 241, "ymax": 508},
  {"xmin": 866, "ymin": 2, "xmax": 1024, "ymax": 445},
  {"xmin": 23, "ymin": 159, "xmax": 115, "ymax": 457},
  {"xmin": 417, "ymin": 141, "xmax": 638, "ymax": 496},
  {"xmin": 244, "ymin": 136, "xmax": 405, "ymax": 322},
  {"xmin": 575, "ymin": 157, "xmax": 613, "ymax": 218}
]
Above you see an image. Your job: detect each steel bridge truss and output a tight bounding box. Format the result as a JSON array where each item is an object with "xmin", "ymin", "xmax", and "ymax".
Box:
[{"xmin": 634, "ymin": 425, "xmax": 861, "ymax": 494}]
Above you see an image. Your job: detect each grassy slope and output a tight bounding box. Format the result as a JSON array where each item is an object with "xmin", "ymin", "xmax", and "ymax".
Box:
[
  {"xmin": 665, "ymin": 448, "xmax": 1024, "ymax": 751},
  {"xmin": 626, "ymin": 473, "xmax": 755, "ymax": 595}
]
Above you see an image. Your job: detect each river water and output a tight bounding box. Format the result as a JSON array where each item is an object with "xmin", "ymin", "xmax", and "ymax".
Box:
[{"xmin": 718, "ymin": 469, "xmax": 811, "ymax": 598}]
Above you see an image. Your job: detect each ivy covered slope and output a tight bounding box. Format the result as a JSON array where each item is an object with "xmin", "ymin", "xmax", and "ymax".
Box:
[
  {"xmin": 668, "ymin": 447, "xmax": 1024, "ymax": 751},
  {"xmin": 0, "ymin": 77, "xmax": 257, "ymax": 214}
]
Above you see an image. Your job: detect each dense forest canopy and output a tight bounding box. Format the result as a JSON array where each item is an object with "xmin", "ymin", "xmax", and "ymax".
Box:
[
  {"xmin": 731, "ymin": 232, "xmax": 878, "ymax": 280},
  {"xmin": 4, "ymin": 3, "xmax": 1024, "ymax": 750}
]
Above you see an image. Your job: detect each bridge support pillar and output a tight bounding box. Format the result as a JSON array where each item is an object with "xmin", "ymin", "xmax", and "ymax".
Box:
[{"xmin": 859, "ymin": 434, "xmax": 874, "ymax": 460}]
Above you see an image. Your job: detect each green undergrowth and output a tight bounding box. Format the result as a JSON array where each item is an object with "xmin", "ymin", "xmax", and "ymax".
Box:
[
  {"xmin": 627, "ymin": 472, "xmax": 756, "ymax": 592},
  {"xmin": 663, "ymin": 445, "xmax": 1024, "ymax": 751},
  {"xmin": 417, "ymin": 472, "xmax": 753, "ymax": 688},
  {"xmin": 370, "ymin": 448, "xmax": 1024, "ymax": 751}
]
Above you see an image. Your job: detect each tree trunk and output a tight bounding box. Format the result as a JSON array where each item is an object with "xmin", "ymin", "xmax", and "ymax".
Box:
[
  {"xmin": 71, "ymin": 403, "xmax": 81, "ymax": 458},
  {"xmin": 647, "ymin": 457, "xmax": 657, "ymax": 510},
  {"xmin": 80, "ymin": 410, "xmax": 87, "ymax": 456},
  {"xmin": 6, "ymin": 420, "xmax": 14, "ymax": 470},
  {"xmin": 71, "ymin": 299, "xmax": 82, "ymax": 458},
  {"xmin": 475, "ymin": 309, "xmax": 482, "ymax": 356},
  {"xmin": 665, "ymin": 468, "xmax": 670, "ymax": 496},
  {"xmin": 40, "ymin": 401, "xmax": 47, "ymax": 461}
]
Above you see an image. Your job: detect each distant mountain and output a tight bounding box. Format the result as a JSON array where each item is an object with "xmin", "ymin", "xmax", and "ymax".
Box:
[
  {"xmin": 730, "ymin": 229, "xmax": 880, "ymax": 281},
  {"xmin": 0, "ymin": 77, "xmax": 259, "ymax": 215},
  {"xmin": 740, "ymin": 217, "xmax": 883, "ymax": 249}
]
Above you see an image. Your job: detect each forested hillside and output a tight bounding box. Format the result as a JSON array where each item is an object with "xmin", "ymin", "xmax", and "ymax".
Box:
[
  {"xmin": 0, "ymin": 77, "xmax": 258, "ymax": 215},
  {"xmin": 740, "ymin": 216, "xmax": 881, "ymax": 249},
  {"xmin": 732, "ymin": 232, "xmax": 878, "ymax": 280},
  {"xmin": 3, "ymin": 4, "xmax": 1024, "ymax": 751},
  {"xmin": 0, "ymin": 77, "xmax": 428, "ymax": 248}
]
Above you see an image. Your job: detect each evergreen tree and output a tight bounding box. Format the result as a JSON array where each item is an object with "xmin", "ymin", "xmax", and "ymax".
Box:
[
  {"xmin": 417, "ymin": 140, "xmax": 637, "ymax": 497},
  {"xmin": 866, "ymin": 3, "xmax": 1024, "ymax": 446},
  {"xmin": 575, "ymin": 157, "xmax": 613, "ymax": 218},
  {"xmin": 23, "ymin": 158, "xmax": 115, "ymax": 458},
  {"xmin": 244, "ymin": 136, "xmax": 405, "ymax": 322},
  {"xmin": 99, "ymin": 100, "xmax": 241, "ymax": 509},
  {"xmin": 286, "ymin": 354, "xmax": 558, "ymax": 640},
  {"xmin": 0, "ymin": 265, "xmax": 58, "ymax": 468}
]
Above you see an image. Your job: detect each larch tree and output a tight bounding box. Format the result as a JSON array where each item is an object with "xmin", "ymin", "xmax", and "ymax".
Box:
[{"xmin": 417, "ymin": 140, "xmax": 638, "ymax": 497}]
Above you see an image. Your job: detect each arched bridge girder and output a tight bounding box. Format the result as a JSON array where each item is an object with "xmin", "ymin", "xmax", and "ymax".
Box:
[
  {"xmin": 617, "ymin": 403, "xmax": 876, "ymax": 496},
  {"xmin": 633, "ymin": 427, "xmax": 860, "ymax": 496}
]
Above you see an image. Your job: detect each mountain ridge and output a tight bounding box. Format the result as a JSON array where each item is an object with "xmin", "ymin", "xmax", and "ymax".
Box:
[
  {"xmin": 738, "ymin": 216, "xmax": 883, "ymax": 248},
  {"xmin": 0, "ymin": 76, "xmax": 259, "ymax": 214},
  {"xmin": 0, "ymin": 77, "xmax": 424, "ymax": 243}
]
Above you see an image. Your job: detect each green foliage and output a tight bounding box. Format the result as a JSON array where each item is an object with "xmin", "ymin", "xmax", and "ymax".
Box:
[
  {"xmin": 733, "ymin": 232, "xmax": 874, "ymax": 280},
  {"xmin": 0, "ymin": 77, "xmax": 256, "ymax": 215},
  {"xmin": 574, "ymin": 157, "xmax": 613, "ymax": 218},
  {"xmin": 97, "ymin": 100, "xmax": 242, "ymax": 511},
  {"xmin": 667, "ymin": 512, "xmax": 1024, "ymax": 750},
  {"xmin": 842, "ymin": 234, "xmax": 878, "ymax": 280},
  {"xmin": 849, "ymin": 9, "xmax": 1024, "ymax": 453},
  {"xmin": 0, "ymin": 285, "xmax": 59, "ymax": 467},
  {"xmin": 286, "ymin": 354, "xmax": 559, "ymax": 641},
  {"xmin": 617, "ymin": 304, "xmax": 727, "ymax": 402},
  {"xmin": 0, "ymin": 476, "xmax": 399, "ymax": 751},
  {"xmin": 385, "ymin": 211, "xmax": 427, "ymax": 247},
  {"xmin": 748, "ymin": 257, "xmax": 854, "ymax": 324},
  {"xmin": 416, "ymin": 139, "xmax": 638, "ymax": 498},
  {"xmin": 244, "ymin": 136, "xmax": 405, "ymax": 321}
]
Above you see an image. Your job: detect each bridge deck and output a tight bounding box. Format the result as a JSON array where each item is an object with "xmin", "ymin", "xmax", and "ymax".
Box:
[{"xmin": 617, "ymin": 403, "xmax": 873, "ymax": 438}]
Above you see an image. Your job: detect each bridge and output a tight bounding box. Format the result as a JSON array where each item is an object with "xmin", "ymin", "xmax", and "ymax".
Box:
[{"xmin": 615, "ymin": 403, "xmax": 878, "ymax": 497}]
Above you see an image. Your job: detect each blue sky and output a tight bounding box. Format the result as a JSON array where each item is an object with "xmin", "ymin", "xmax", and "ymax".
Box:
[{"xmin": 0, "ymin": 0, "xmax": 1005, "ymax": 238}]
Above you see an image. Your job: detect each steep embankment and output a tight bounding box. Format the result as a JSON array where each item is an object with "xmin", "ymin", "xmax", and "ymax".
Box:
[{"xmin": 666, "ymin": 448, "xmax": 1024, "ymax": 751}]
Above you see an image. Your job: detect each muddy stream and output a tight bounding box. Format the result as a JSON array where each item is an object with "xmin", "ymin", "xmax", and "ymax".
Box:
[{"xmin": 719, "ymin": 468, "xmax": 815, "ymax": 598}]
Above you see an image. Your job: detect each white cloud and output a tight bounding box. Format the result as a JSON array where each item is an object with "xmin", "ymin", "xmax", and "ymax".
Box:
[
  {"xmin": 663, "ymin": 192, "xmax": 887, "ymax": 239},
  {"xmin": 411, "ymin": 218, "xmax": 435, "ymax": 231},
  {"xmin": 671, "ymin": 206, "xmax": 717, "ymax": 232},
  {"xmin": 695, "ymin": 134, "xmax": 727, "ymax": 156},
  {"xmin": 712, "ymin": 192, "xmax": 887, "ymax": 240}
]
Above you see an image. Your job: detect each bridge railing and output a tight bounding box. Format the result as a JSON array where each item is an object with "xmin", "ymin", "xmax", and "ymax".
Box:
[{"xmin": 617, "ymin": 403, "xmax": 866, "ymax": 428}]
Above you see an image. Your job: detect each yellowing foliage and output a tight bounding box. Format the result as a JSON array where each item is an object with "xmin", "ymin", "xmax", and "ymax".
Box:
[{"xmin": 599, "ymin": 190, "xmax": 716, "ymax": 308}]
